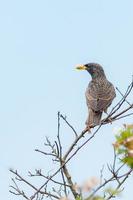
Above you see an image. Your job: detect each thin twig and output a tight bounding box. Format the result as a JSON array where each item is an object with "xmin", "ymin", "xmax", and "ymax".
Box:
[
  {"xmin": 28, "ymin": 170, "xmax": 70, "ymax": 187},
  {"xmin": 60, "ymin": 114, "xmax": 78, "ymax": 138},
  {"xmin": 57, "ymin": 112, "xmax": 68, "ymax": 196},
  {"xmin": 116, "ymin": 87, "xmax": 132, "ymax": 106},
  {"xmin": 106, "ymin": 80, "xmax": 133, "ymax": 122},
  {"xmin": 35, "ymin": 149, "xmax": 56, "ymax": 157}
]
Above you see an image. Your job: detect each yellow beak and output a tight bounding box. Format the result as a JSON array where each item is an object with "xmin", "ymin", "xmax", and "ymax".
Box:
[{"xmin": 75, "ymin": 64, "xmax": 87, "ymax": 70}]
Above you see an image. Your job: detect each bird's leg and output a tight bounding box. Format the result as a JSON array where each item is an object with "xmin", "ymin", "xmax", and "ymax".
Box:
[
  {"xmin": 85, "ymin": 115, "xmax": 92, "ymax": 133},
  {"xmin": 85, "ymin": 124, "xmax": 91, "ymax": 133}
]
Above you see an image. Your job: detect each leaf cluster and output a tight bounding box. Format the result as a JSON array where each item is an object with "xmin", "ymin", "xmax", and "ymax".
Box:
[{"xmin": 114, "ymin": 125, "xmax": 133, "ymax": 168}]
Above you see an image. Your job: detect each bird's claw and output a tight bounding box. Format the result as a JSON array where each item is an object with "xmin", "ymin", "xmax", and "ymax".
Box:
[{"xmin": 84, "ymin": 125, "xmax": 92, "ymax": 133}]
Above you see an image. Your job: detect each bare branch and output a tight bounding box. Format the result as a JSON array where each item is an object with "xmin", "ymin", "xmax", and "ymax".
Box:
[
  {"xmin": 10, "ymin": 79, "xmax": 133, "ymax": 200},
  {"xmin": 10, "ymin": 169, "xmax": 59, "ymax": 199},
  {"xmin": 106, "ymin": 169, "xmax": 133, "ymax": 200}
]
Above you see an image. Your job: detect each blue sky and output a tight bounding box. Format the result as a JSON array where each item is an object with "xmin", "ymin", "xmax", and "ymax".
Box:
[{"xmin": 0, "ymin": 0, "xmax": 133, "ymax": 199}]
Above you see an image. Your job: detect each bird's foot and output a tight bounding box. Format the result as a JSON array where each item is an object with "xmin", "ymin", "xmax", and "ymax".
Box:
[
  {"xmin": 107, "ymin": 117, "xmax": 112, "ymax": 124},
  {"xmin": 84, "ymin": 125, "xmax": 92, "ymax": 133}
]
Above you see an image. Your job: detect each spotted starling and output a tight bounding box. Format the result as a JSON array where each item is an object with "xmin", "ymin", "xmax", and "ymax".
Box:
[{"xmin": 76, "ymin": 63, "xmax": 116, "ymax": 128}]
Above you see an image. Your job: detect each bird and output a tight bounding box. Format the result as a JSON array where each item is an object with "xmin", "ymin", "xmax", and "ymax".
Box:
[{"xmin": 76, "ymin": 63, "xmax": 116, "ymax": 129}]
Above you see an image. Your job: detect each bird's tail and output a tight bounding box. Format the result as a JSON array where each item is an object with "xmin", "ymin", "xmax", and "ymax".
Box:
[{"xmin": 87, "ymin": 109, "xmax": 102, "ymax": 127}]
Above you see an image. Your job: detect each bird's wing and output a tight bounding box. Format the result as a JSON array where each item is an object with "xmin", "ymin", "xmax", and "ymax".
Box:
[{"xmin": 85, "ymin": 80, "xmax": 116, "ymax": 112}]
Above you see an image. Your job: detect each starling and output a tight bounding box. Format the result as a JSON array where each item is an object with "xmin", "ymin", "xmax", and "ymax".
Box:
[{"xmin": 76, "ymin": 63, "xmax": 116, "ymax": 129}]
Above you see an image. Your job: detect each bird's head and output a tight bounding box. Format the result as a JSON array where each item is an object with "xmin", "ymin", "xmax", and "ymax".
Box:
[{"xmin": 76, "ymin": 63, "xmax": 106, "ymax": 79}]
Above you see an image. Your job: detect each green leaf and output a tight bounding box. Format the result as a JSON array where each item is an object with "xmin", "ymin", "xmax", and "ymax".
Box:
[
  {"xmin": 76, "ymin": 196, "xmax": 82, "ymax": 200},
  {"xmin": 122, "ymin": 156, "xmax": 133, "ymax": 168},
  {"xmin": 117, "ymin": 148, "xmax": 127, "ymax": 155}
]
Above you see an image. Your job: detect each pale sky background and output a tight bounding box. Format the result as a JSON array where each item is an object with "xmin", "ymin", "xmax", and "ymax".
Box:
[{"xmin": 0, "ymin": 0, "xmax": 133, "ymax": 200}]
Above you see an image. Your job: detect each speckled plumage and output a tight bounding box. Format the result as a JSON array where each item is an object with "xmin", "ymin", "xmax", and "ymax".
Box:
[{"xmin": 84, "ymin": 63, "xmax": 116, "ymax": 127}]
